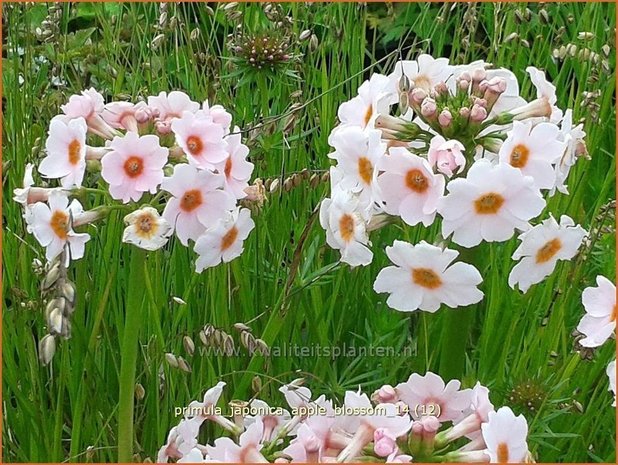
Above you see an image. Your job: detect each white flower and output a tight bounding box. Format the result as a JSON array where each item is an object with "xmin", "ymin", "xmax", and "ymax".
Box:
[
  {"xmin": 508, "ymin": 215, "xmax": 587, "ymax": 293},
  {"xmin": 375, "ymin": 147, "xmax": 445, "ymax": 227},
  {"xmin": 327, "ymin": 126, "xmax": 386, "ymax": 205},
  {"xmin": 552, "ymin": 109, "xmax": 586, "ymax": 195},
  {"xmin": 148, "ymin": 90, "xmax": 200, "ymax": 121},
  {"xmin": 38, "ymin": 117, "xmax": 88, "ymax": 188},
  {"xmin": 438, "ymin": 160, "xmax": 546, "ymax": 247},
  {"xmin": 171, "ymin": 111, "xmax": 228, "ymax": 169},
  {"xmin": 244, "ymin": 399, "xmax": 291, "ymax": 442},
  {"xmin": 427, "ymin": 135, "xmax": 466, "ymax": 177},
  {"xmin": 122, "ymin": 207, "xmax": 173, "ymax": 251},
  {"xmin": 498, "ymin": 121, "xmax": 566, "ymax": 190},
  {"xmin": 373, "ymin": 240, "xmax": 483, "ymax": 313},
  {"xmin": 194, "ymin": 207, "xmax": 255, "ymax": 272},
  {"xmin": 215, "ymin": 128, "xmax": 254, "ymax": 199},
  {"xmin": 177, "ymin": 448, "xmax": 206, "ymax": 463},
  {"xmin": 337, "ymin": 73, "xmax": 397, "ymax": 130},
  {"xmin": 607, "ymin": 360, "xmax": 616, "ymax": 407},
  {"xmin": 202, "ymin": 100, "xmax": 233, "ymax": 134},
  {"xmin": 206, "ymin": 419, "xmax": 267, "ymax": 463},
  {"xmin": 395, "ymin": 371, "xmax": 472, "ymax": 422},
  {"xmin": 481, "ymin": 407, "xmax": 529, "ymax": 463},
  {"xmin": 576, "ymin": 276, "xmax": 616, "ymax": 348},
  {"xmin": 161, "ymin": 164, "xmax": 236, "ymax": 245},
  {"xmin": 319, "ymin": 189, "xmax": 373, "ymax": 267},
  {"xmin": 390, "ymin": 54, "xmax": 452, "ymax": 92},
  {"xmin": 526, "ymin": 66, "xmax": 563, "ymax": 123},
  {"xmin": 25, "ymin": 191, "xmax": 90, "ymax": 262}
]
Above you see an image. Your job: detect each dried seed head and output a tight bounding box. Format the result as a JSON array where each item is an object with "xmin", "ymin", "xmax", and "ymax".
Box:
[
  {"xmin": 309, "ymin": 173, "xmax": 319, "ymax": 188},
  {"xmin": 177, "ymin": 356, "xmax": 192, "ymax": 373},
  {"xmin": 190, "ymin": 28, "xmax": 200, "ymax": 41},
  {"xmin": 199, "ymin": 329, "xmax": 208, "ymax": 346},
  {"xmin": 309, "ymin": 34, "xmax": 319, "ymax": 52},
  {"xmin": 578, "ymin": 31, "xmax": 594, "ymax": 41},
  {"xmin": 41, "ymin": 264, "xmax": 62, "ymax": 291},
  {"xmin": 252, "ymin": 375, "xmax": 262, "ymax": 393},
  {"xmin": 233, "ymin": 322, "xmax": 251, "ymax": 332},
  {"xmin": 299, "ymin": 29, "xmax": 312, "ymax": 41},
  {"xmin": 39, "ymin": 334, "xmax": 56, "ymax": 365},
  {"xmin": 183, "ymin": 335, "xmax": 195, "ymax": 356},
  {"xmin": 204, "ymin": 324, "xmax": 215, "ymax": 338},
  {"xmin": 60, "ymin": 280, "xmax": 76, "ymax": 305},
  {"xmin": 269, "ymin": 178, "xmax": 280, "ymax": 193},
  {"xmin": 135, "ymin": 383, "xmax": 146, "ymax": 400},
  {"xmin": 165, "ymin": 353, "xmax": 179, "ymax": 368},
  {"xmin": 224, "ymin": 334, "xmax": 235, "ymax": 355},
  {"xmin": 48, "ymin": 307, "xmax": 64, "ymax": 335},
  {"xmin": 539, "ymin": 9, "xmax": 549, "ymax": 24},
  {"xmin": 172, "ymin": 296, "xmax": 187, "ymax": 305},
  {"xmin": 254, "ymin": 338, "xmax": 270, "ymax": 355}
]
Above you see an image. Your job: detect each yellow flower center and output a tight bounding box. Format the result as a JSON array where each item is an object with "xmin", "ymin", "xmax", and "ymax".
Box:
[
  {"xmin": 358, "ymin": 157, "xmax": 373, "ymax": 185},
  {"xmin": 221, "ymin": 226, "xmax": 239, "ymax": 251},
  {"xmin": 510, "ymin": 144, "xmax": 530, "ymax": 168},
  {"xmin": 412, "ymin": 268, "xmax": 442, "ymax": 289},
  {"xmin": 134, "ymin": 212, "xmax": 159, "ymax": 239},
  {"xmin": 180, "ymin": 189, "xmax": 203, "ymax": 212},
  {"xmin": 405, "ymin": 169, "xmax": 429, "ymax": 193},
  {"xmin": 50, "ymin": 211, "xmax": 70, "ymax": 240},
  {"xmin": 535, "ymin": 238, "xmax": 562, "ymax": 264},
  {"xmin": 474, "ymin": 192, "xmax": 505, "ymax": 215}
]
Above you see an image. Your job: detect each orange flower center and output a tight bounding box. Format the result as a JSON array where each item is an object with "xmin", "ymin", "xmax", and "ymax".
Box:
[
  {"xmin": 134, "ymin": 212, "xmax": 159, "ymax": 239},
  {"xmin": 412, "ymin": 268, "xmax": 442, "ymax": 289},
  {"xmin": 180, "ymin": 189, "xmax": 203, "ymax": 212},
  {"xmin": 221, "ymin": 226, "xmax": 239, "ymax": 251},
  {"xmin": 123, "ymin": 156, "xmax": 144, "ymax": 178},
  {"xmin": 535, "ymin": 238, "xmax": 562, "ymax": 263},
  {"xmin": 224, "ymin": 157, "xmax": 233, "ymax": 178},
  {"xmin": 510, "ymin": 144, "xmax": 530, "ymax": 168},
  {"xmin": 474, "ymin": 192, "xmax": 504, "ymax": 214},
  {"xmin": 497, "ymin": 442, "xmax": 509, "ymax": 463},
  {"xmin": 50, "ymin": 211, "xmax": 70, "ymax": 240},
  {"xmin": 611, "ymin": 305, "xmax": 617, "ymax": 323},
  {"xmin": 364, "ymin": 106, "xmax": 373, "ymax": 126},
  {"xmin": 186, "ymin": 135, "xmax": 203, "ymax": 155},
  {"xmin": 339, "ymin": 214, "xmax": 355, "ymax": 243},
  {"xmin": 358, "ymin": 157, "xmax": 373, "ymax": 185},
  {"xmin": 405, "ymin": 169, "xmax": 429, "ymax": 193},
  {"xmin": 68, "ymin": 139, "xmax": 82, "ymax": 165}
]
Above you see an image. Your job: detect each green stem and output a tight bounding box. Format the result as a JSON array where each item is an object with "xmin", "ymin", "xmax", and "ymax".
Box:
[{"xmin": 117, "ymin": 248, "xmax": 147, "ymax": 462}]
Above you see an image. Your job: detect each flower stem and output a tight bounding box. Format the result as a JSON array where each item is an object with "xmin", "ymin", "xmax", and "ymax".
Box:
[{"xmin": 117, "ymin": 248, "xmax": 147, "ymax": 462}]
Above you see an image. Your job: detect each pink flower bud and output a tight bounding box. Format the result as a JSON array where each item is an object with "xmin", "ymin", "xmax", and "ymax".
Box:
[
  {"xmin": 459, "ymin": 107, "xmax": 470, "ymax": 118},
  {"xmin": 420, "ymin": 98, "xmax": 437, "ymax": 118},
  {"xmin": 433, "ymin": 81, "xmax": 448, "ymax": 96},
  {"xmin": 470, "ymin": 104, "xmax": 488, "ymax": 122},
  {"xmin": 156, "ymin": 120, "xmax": 172, "ymax": 134},
  {"xmin": 438, "ymin": 109, "xmax": 452, "ymax": 127},
  {"xmin": 473, "ymin": 97, "xmax": 487, "ymax": 108},
  {"xmin": 428, "ymin": 135, "xmax": 466, "ymax": 177},
  {"xmin": 458, "ymin": 79, "xmax": 470, "ymax": 91},
  {"xmin": 459, "ymin": 71, "xmax": 472, "ymax": 82},
  {"xmin": 410, "ymin": 87, "xmax": 427, "ymax": 105},
  {"xmin": 373, "ymin": 384, "xmax": 398, "ymax": 403},
  {"xmin": 374, "ymin": 435, "xmax": 398, "ymax": 457},
  {"xmin": 471, "ymin": 67, "xmax": 487, "ymax": 82}
]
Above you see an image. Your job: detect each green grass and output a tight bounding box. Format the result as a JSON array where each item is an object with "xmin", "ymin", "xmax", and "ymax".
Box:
[{"xmin": 2, "ymin": 2, "xmax": 616, "ymax": 463}]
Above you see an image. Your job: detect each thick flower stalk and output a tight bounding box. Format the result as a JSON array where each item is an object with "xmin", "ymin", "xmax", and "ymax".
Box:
[{"xmin": 156, "ymin": 372, "xmax": 534, "ymax": 463}]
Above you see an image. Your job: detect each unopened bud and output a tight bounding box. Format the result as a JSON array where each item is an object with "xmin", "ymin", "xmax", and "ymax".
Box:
[{"xmin": 438, "ymin": 109, "xmax": 452, "ymax": 127}]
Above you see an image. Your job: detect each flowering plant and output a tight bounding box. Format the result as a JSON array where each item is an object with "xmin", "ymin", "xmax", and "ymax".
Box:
[{"xmin": 157, "ymin": 372, "xmax": 532, "ymax": 463}]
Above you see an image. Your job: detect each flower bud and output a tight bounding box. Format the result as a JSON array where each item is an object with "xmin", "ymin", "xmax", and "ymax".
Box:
[
  {"xmin": 420, "ymin": 98, "xmax": 437, "ymax": 118},
  {"xmin": 410, "ymin": 87, "xmax": 427, "ymax": 105},
  {"xmin": 438, "ymin": 109, "xmax": 452, "ymax": 127},
  {"xmin": 39, "ymin": 334, "xmax": 57, "ymax": 365},
  {"xmin": 470, "ymin": 104, "xmax": 488, "ymax": 122}
]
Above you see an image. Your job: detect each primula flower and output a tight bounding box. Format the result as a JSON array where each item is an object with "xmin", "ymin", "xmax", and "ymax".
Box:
[
  {"xmin": 157, "ymin": 419, "xmax": 201, "ymax": 463},
  {"xmin": 122, "ymin": 207, "xmax": 173, "ymax": 251},
  {"xmin": 508, "ymin": 215, "xmax": 586, "ymax": 293},
  {"xmin": 244, "ymin": 399, "xmax": 291, "ymax": 442},
  {"xmin": 319, "ymin": 189, "xmax": 373, "ymax": 267},
  {"xmin": 161, "ymin": 164, "xmax": 236, "ymax": 245},
  {"xmin": 481, "ymin": 407, "xmax": 529, "ymax": 463},
  {"xmin": 373, "ymin": 241, "xmax": 483, "ymax": 313},
  {"xmin": 279, "ymin": 384, "xmax": 313, "ymax": 410},
  {"xmin": 396, "ymin": 372, "xmax": 472, "ymax": 422},
  {"xmin": 215, "ymin": 129, "xmax": 254, "ymax": 199},
  {"xmin": 148, "ymin": 90, "xmax": 200, "ymax": 133},
  {"xmin": 61, "ymin": 87, "xmax": 116, "ymax": 139},
  {"xmin": 38, "ymin": 117, "xmax": 88, "ymax": 188},
  {"xmin": 25, "ymin": 191, "xmax": 90, "ymax": 262},
  {"xmin": 202, "ymin": 100, "xmax": 233, "ymax": 134},
  {"xmin": 443, "ymin": 383, "xmax": 494, "ymax": 443},
  {"xmin": 390, "ymin": 54, "xmax": 452, "ymax": 92},
  {"xmin": 171, "ymin": 111, "xmax": 229, "ymax": 169},
  {"xmin": 438, "ymin": 160, "xmax": 546, "ymax": 248},
  {"xmin": 102, "ymin": 101, "xmax": 145, "ymax": 132},
  {"xmin": 337, "ymin": 73, "xmax": 397, "ymax": 130},
  {"xmin": 498, "ymin": 121, "xmax": 566, "ymax": 190},
  {"xmin": 576, "ymin": 275, "xmax": 616, "ymax": 348},
  {"xmin": 206, "ymin": 419, "xmax": 267, "ymax": 463},
  {"xmin": 552, "ymin": 109, "xmax": 586, "ymax": 195},
  {"xmin": 607, "ymin": 360, "xmax": 616, "ymax": 407},
  {"xmin": 101, "ymin": 132, "xmax": 168, "ymax": 203},
  {"xmin": 526, "ymin": 66, "xmax": 563, "ymax": 123},
  {"xmin": 177, "ymin": 448, "xmax": 206, "ymax": 463},
  {"xmin": 327, "ymin": 126, "xmax": 386, "ymax": 205},
  {"xmin": 194, "ymin": 207, "xmax": 255, "ymax": 272},
  {"xmin": 13, "ymin": 163, "xmax": 59, "ymax": 206},
  {"xmin": 427, "ymin": 135, "xmax": 466, "ymax": 177},
  {"xmin": 376, "ymin": 147, "xmax": 445, "ymax": 227}
]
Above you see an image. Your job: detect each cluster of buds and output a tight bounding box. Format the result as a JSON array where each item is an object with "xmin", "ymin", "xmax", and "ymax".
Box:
[{"xmin": 157, "ymin": 371, "xmax": 533, "ymax": 463}]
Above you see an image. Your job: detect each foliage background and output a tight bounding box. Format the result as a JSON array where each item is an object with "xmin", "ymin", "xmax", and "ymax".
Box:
[{"xmin": 2, "ymin": 2, "xmax": 616, "ymax": 463}]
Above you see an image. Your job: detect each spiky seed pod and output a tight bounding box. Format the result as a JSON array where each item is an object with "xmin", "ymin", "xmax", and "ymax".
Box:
[
  {"xmin": 183, "ymin": 336, "xmax": 195, "ymax": 356},
  {"xmin": 508, "ymin": 379, "xmax": 546, "ymax": 413},
  {"xmin": 39, "ymin": 334, "xmax": 56, "ymax": 365}
]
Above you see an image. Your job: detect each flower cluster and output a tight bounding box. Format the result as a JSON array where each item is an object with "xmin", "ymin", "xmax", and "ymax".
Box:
[
  {"xmin": 575, "ymin": 275, "xmax": 616, "ymax": 406},
  {"xmin": 158, "ymin": 372, "xmax": 533, "ymax": 463},
  {"xmin": 320, "ymin": 54, "xmax": 589, "ymax": 313},
  {"xmin": 14, "ymin": 89, "xmax": 257, "ymax": 272}
]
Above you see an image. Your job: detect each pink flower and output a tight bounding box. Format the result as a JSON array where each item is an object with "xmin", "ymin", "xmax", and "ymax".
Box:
[
  {"xmin": 101, "ymin": 132, "xmax": 168, "ymax": 203},
  {"xmin": 39, "ymin": 117, "xmax": 88, "ymax": 187},
  {"xmin": 206, "ymin": 419, "xmax": 268, "ymax": 463},
  {"xmin": 193, "ymin": 207, "xmax": 255, "ymax": 272},
  {"xmin": 102, "ymin": 101, "xmax": 144, "ymax": 132},
  {"xmin": 376, "ymin": 147, "xmax": 445, "ymax": 227},
  {"xmin": 395, "ymin": 372, "xmax": 472, "ymax": 423},
  {"xmin": 25, "ymin": 191, "xmax": 90, "ymax": 262},
  {"xmin": 215, "ymin": 129, "xmax": 254, "ymax": 199},
  {"xmin": 202, "ymin": 100, "xmax": 233, "ymax": 134},
  {"xmin": 148, "ymin": 90, "xmax": 200, "ymax": 133},
  {"xmin": 427, "ymin": 135, "xmax": 466, "ymax": 177},
  {"xmin": 481, "ymin": 407, "xmax": 529, "ymax": 463},
  {"xmin": 576, "ymin": 276, "xmax": 616, "ymax": 348},
  {"xmin": 161, "ymin": 164, "xmax": 235, "ymax": 245},
  {"xmin": 171, "ymin": 111, "xmax": 228, "ymax": 169},
  {"xmin": 61, "ymin": 88, "xmax": 117, "ymax": 139},
  {"xmin": 338, "ymin": 73, "xmax": 397, "ymax": 130}
]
